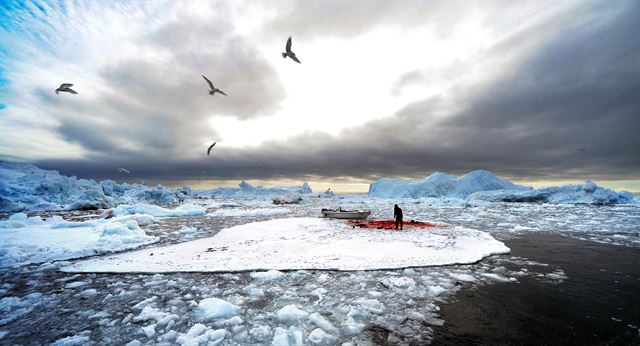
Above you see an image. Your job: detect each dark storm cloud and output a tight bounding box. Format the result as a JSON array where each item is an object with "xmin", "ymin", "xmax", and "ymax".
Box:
[{"xmin": 37, "ymin": 2, "xmax": 639, "ymax": 183}]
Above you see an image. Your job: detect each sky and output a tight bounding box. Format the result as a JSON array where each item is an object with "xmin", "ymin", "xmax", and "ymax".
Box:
[{"xmin": 0, "ymin": 0, "xmax": 638, "ymax": 192}]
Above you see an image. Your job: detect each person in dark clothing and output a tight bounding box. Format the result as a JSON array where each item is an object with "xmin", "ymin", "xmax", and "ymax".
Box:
[{"xmin": 394, "ymin": 204, "xmax": 403, "ymax": 230}]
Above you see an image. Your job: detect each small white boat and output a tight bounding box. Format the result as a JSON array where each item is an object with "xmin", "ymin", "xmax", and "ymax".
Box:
[{"xmin": 321, "ymin": 208, "xmax": 371, "ymax": 220}]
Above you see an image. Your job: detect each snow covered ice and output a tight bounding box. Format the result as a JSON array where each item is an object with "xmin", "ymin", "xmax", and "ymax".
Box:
[
  {"xmin": 0, "ymin": 212, "xmax": 158, "ymax": 268},
  {"xmin": 62, "ymin": 217, "xmax": 509, "ymax": 273}
]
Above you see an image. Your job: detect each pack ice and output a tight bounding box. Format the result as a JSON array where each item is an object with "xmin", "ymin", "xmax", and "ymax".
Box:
[{"xmin": 62, "ymin": 217, "xmax": 510, "ymax": 273}]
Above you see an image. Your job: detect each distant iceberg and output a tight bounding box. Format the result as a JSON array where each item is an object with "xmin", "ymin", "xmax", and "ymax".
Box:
[
  {"xmin": 0, "ymin": 163, "xmax": 186, "ymax": 212},
  {"xmin": 192, "ymin": 181, "xmax": 312, "ymax": 199},
  {"xmin": 0, "ymin": 162, "xmax": 314, "ymax": 212},
  {"xmin": 368, "ymin": 170, "xmax": 528, "ymax": 198},
  {"xmin": 369, "ymin": 170, "xmax": 633, "ymax": 205},
  {"xmin": 468, "ymin": 180, "xmax": 634, "ymax": 205}
]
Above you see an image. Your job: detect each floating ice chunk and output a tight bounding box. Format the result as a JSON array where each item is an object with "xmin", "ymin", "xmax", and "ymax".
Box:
[
  {"xmin": 214, "ymin": 316, "xmax": 243, "ymax": 328},
  {"xmin": 272, "ymin": 327, "xmax": 290, "ymax": 345},
  {"xmin": 133, "ymin": 296, "xmax": 158, "ymax": 310},
  {"xmin": 141, "ymin": 324, "xmax": 156, "ymax": 339},
  {"xmin": 124, "ymin": 340, "xmax": 142, "ymax": 346},
  {"xmin": 184, "ymin": 323, "xmax": 208, "ymax": 337},
  {"xmin": 79, "ymin": 289, "xmax": 97, "ymax": 298},
  {"xmin": 65, "ymin": 281, "xmax": 87, "ymax": 289},
  {"xmin": 0, "ymin": 294, "xmax": 42, "ymax": 326},
  {"xmin": 308, "ymin": 313, "xmax": 339, "ymax": 334},
  {"xmin": 50, "ymin": 333, "xmax": 91, "ymax": 345},
  {"xmin": 242, "ymin": 284, "xmax": 265, "ymax": 299},
  {"xmin": 480, "ymin": 273, "xmax": 511, "ymax": 282},
  {"xmin": 342, "ymin": 316, "xmax": 366, "ymax": 336},
  {"xmin": 249, "ymin": 325, "xmax": 272, "ymax": 342},
  {"xmin": 448, "ymin": 273, "xmax": 476, "ymax": 282},
  {"xmin": 133, "ymin": 306, "xmax": 178, "ymax": 328},
  {"xmin": 196, "ymin": 298, "xmax": 241, "ymax": 321},
  {"xmin": 251, "ymin": 270, "xmax": 285, "ymax": 281},
  {"xmin": 381, "ymin": 277, "xmax": 415, "ymax": 289},
  {"xmin": 428, "ymin": 285, "xmax": 447, "ymax": 296},
  {"xmin": 277, "ymin": 305, "xmax": 309, "ymax": 325},
  {"xmin": 308, "ymin": 328, "xmax": 338, "ymax": 345},
  {"xmin": 353, "ymin": 298, "xmax": 384, "ymax": 314},
  {"xmin": 176, "ymin": 324, "xmax": 226, "ymax": 346}
]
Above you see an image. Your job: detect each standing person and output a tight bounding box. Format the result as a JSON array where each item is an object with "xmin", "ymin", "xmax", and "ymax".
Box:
[{"xmin": 394, "ymin": 204, "xmax": 403, "ymax": 230}]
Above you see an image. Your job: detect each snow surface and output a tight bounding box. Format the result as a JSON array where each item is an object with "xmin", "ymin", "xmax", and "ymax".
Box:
[
  {"xmin": 62, "ymin": 217, "xmax": 509, "ymax": 273},
  {"xmin": 0, "ymin": 213, "xmax": 158, "ymax": 268}
]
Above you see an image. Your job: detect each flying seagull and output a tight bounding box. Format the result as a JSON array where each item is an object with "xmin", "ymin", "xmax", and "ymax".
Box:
[
  {"xmin": 577, "ymin": 147, "xmax": 588, "ymax": 152},
  {"xmin": 207, "ymin": 141, "xmax": 216, "ymax": 155},
  {"xmin": 202, "ymin": 75, "xmax": 227, "ymax": 96},
  {"xmin": 117, "ymin": 168, "xmax": 131, "ymax": 174},
  {"xmin": 282, "ymin": 36, "xmax": 301, "ymax": 64},
  {"xmin": 55, "ymin": 83, "xmax": 78, "ymax": 95}
]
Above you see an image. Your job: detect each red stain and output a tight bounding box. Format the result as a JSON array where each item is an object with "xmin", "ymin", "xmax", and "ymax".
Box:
[{"xmin": 346, "ymin": 219, "xmax": 444, "ymax": 230}]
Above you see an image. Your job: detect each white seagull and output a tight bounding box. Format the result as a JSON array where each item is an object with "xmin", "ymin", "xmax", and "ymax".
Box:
[
  {"xmin": 117, "ymin": 168, "xmax": 131, "ymax": 174},
  {"xmin": 207, "ymin": 141, "xmax": 216, "ymax": 155},
  {"xmin": 55, "ymin": 83, "xmax": 78, "ymax": 95},
  {"xmin": 202, "ymin": 75, "xmax": 227, "ymax": 96},
  {"xmin": 282, "ymin": 36, "xmax": 301, "ymax": 64}
]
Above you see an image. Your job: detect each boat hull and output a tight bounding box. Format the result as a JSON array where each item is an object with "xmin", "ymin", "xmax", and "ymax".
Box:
[{"xmin": 321, "ymin": 210, "xmax": 371, "ymax": 220}]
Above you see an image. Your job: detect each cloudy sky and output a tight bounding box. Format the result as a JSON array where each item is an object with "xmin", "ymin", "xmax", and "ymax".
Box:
[{"xmin": 1, "ymin": 1, "xmax": 638, "ymax": 192}]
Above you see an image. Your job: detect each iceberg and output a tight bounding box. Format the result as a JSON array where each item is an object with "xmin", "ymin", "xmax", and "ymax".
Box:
[
  {"xmin": 0, "ymin": 163, "xmax": 186, "ymax": 212},
  {"xmin": 192, "ymin": 181, "xmax": 312, "ymax": 199},
  {"xmin": 368, "ymin": 170, "xmax": 528, "ymax": 198},
  {"xmin": 369, "ymin": 170, "xmax": 634, "ymax": 205},
  {"xmin": 468, "ymin": 180, "xmax": 634, "ymax": 205}
]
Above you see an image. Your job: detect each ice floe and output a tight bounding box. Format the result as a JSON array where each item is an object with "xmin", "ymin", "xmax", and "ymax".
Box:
[
  {"xmin": 62, "ymin": 217, "xmax": 509, "ymax": 273},
  {"xmin": 0, "ymin": 213, "xmax": 158, "ymax": 268}
]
